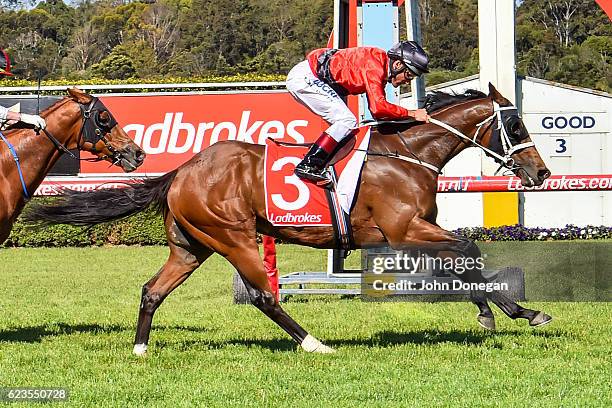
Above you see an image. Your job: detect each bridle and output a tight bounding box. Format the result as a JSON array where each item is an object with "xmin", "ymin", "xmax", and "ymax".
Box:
[
  {"xmin": 0, "ymin": 96, "xmax": 122, "ymax": 199},
  {"xmin": 77, "ymin": 96, "xmax": 121, "ymax": 163},
  {"xmin": 365, "ymin": 100, "xmax": 535, "ymax": 174},
  {"xmin": 38, "ymin": 96, "xmax": 122, "ymax": 164},
  {"xmin": 437, "ymin": 101, "xmax": 535, "ymax": 171}
]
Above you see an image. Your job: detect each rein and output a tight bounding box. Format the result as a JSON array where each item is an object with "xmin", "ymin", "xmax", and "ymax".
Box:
[
  {"xmin": 0, "ymin": 130, "xmax": 30, "ymax": 199},
  {"xmin": 39, "ymin": 127, "xmax": 77, "ymax": 159},
  {"xmin": 0, "ymin": 97, "xmax": 121, "ymax": 199},
  {"xmin": 363, "ymin": 100, "xmax": 535, "ymax": 174}
]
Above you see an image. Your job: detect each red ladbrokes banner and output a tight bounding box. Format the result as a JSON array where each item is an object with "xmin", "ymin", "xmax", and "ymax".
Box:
[{"xmin": 82, "ymin": 92, "xmax": 327, "ymax": 174}]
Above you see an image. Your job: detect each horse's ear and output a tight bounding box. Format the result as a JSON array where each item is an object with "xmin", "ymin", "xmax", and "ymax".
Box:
[
  {"xmin": 67, "ymin": 87, "xmax": 92, "ymax": 104},
  {"xmin": 488, "ymin": 82, "xmax": 510, "ymax": 105}
]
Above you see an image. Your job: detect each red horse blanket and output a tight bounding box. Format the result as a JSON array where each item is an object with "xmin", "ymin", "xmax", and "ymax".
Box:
[{"xmin": 264, "ymin": 128, "xmax": 371, "ymax": 226}]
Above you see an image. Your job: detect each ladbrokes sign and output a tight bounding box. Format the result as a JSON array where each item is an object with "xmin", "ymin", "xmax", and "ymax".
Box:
[{"xmin": 81, "ymin": 93, "xmax": 326, "ymax": 174}]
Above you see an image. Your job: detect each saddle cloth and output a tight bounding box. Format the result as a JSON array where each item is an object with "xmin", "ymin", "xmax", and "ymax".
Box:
[{"xmin": 264, "ymin": 128, "xmax": 371, "ymax": 227}]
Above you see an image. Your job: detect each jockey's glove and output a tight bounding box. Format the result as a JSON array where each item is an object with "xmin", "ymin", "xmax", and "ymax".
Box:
[{"xmin": 20, "ymin": 113, "xmax": 46, "ymax": 129}]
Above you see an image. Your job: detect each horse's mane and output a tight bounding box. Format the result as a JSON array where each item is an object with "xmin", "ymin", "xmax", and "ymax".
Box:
[
  {"xmin": 40, "ymin": 97, "xmax": 69, "ymax": 115},
  {"xmin": 374, "ymin": 89, "xmax": 487, "ymax": 134},
  {"xmin": 423, "ymin": 89, "xmax": 487, "ymax": 114}
]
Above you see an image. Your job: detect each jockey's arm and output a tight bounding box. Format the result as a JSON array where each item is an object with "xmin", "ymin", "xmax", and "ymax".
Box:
[
  {"xmin": 363, "ymin": 70, "xmax": 426, "ymax": 122},
  {"xmin": 0, "ymin": 105, "xmax": 46, "ymax": 128}
]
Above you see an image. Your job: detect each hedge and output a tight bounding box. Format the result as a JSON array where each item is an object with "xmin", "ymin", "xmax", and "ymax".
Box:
[
  {"xmin": 0, "ymin": 74, "xmax": 286, "ymax": 96},
  {"xmin": 3, "ymin": 205, "xmax": 611, "ymax": 247},
  {"xmin": 5, "ymin": 208, "xmax": 167, "ymax": 247}
]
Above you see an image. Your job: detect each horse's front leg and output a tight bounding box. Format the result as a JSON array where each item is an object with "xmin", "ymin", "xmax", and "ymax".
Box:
[{"xmin": 374, "ymin": 214, "xmax": 551, "ymax": 329}]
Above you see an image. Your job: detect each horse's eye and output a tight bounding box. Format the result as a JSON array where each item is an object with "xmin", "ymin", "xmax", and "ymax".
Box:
[
  {"xmin": 96, "ymin": 111, "xmax": 111, "ymax": 127},
  {"xmin": 506, "ymin": 117, "xmax": 522, "ymax": 137}
]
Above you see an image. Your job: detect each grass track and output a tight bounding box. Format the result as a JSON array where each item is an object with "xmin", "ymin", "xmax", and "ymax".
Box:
[{"xmin": 0, "ymin": 246, "xmax": 610, "ymax": 407}]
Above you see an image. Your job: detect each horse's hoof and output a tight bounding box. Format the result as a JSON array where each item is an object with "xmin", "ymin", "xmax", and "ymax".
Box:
[
  {"xmin": 133, "ymin": 343, "xmax": 148, "ymax": 356},
  {"xmin": 529, "ymin": 311, "xmax": 552, "ymax": 327},
  {"xmin": 300, "ymin": 334, "xmax": 336, "ymax": 354},
  {"xmin": 477, "ymin": 314, "xmax": 496, "ymax": 331}
]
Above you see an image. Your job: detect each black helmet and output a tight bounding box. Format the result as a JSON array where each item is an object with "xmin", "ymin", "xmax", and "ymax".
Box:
[{"xmin": 387, "ymin": 41, "xmax": 429, "ymax": 77}]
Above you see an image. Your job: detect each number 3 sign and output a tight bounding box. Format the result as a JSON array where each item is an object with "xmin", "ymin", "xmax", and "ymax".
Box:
[{"xmin": 264, "ymin": 142, "xmax": 332, "ymax": 226}]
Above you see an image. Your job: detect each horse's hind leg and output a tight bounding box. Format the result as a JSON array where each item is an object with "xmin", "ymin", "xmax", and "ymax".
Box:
[
  {"xmin": 226, "ymin": 244, "xmax": 335, "ymax": 353},
  {"xmin": 487, "ymin": 291, "xmax": 552, "ymax": 327},
  {"xmin": 434, "ymin": 234, "xmax": 551, "ymax": 328},
  {"xmin": 434, "ymin": 230, "xmax": 552, "ymax": 326},
  {"xmin": 133, "ymin": 219, "xmax": 212, "ymax": 356},
  {"xmin": 381, "ymin": 216, "xmax": 498, "ymax": 330}
]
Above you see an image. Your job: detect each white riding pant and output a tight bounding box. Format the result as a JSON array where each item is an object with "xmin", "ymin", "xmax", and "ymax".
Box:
[
  {"xmin": 286, "ymin": 61, "xmax": 357, "ymax": 142},
  {"xmin": 0, "ymin": 105, "xmax": 8, "ymax": 120}
]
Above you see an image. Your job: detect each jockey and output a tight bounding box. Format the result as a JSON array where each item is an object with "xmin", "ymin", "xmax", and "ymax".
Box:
[
  {"xmin": 286, "ymin": 41, "xmax": 430, "ymax": 184},
  {"xmin": 0, "ymin": 48, "xmax": 46, "ymax": 129}
]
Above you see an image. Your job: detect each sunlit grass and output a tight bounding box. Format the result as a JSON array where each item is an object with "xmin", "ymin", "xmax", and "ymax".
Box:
[{"xmin": 0, "ymin": 246, "xmax": 609, "ymax": 407}]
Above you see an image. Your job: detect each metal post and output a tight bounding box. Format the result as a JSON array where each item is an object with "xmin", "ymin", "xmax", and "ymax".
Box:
[{"xmin": 405, "ymin": 0, "xmax": 425, "ymax": 108}]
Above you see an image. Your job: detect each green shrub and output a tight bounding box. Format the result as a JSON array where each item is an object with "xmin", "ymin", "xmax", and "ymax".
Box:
[{"xmin": 4, "ymin": 205, "xmax": 166, "ymax": 247}]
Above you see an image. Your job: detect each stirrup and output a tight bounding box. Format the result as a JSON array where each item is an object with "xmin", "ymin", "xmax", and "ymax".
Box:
[{"xmin": 294, "ymin": 166, "xmax": 332, "ymax": 186}]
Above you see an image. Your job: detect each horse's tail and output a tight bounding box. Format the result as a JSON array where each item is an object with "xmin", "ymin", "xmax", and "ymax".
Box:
[{"xmin": 25, "ymin": 170, "xmax": 178, "ymax": 227}]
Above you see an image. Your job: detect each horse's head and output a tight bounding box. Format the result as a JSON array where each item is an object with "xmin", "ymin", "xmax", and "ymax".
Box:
[
  {"xmin": 481, "ymin": 83, "xmax": 551, "ymax": 187},
  {"xmin": 67, "ymin": 88, "xmax": 145, "ymax": 172}
]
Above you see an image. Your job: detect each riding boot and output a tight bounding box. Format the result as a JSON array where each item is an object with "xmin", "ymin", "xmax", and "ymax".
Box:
[{"xmin": 294, "ymin": 133, "xmax": 338, "ymax": 185}]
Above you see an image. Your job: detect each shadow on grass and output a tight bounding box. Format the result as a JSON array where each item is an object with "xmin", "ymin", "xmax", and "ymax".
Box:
[
  {"xmin": 151, "ymin": 330, "xmax": 487, "ymax": 352},
  {"xmin": 330, "ymin": 329, "xmax": 487, "ymax": 347},
  {"xmin": 333, "ymin": 328, "xmax": 569, "ymax": 348},
  {"xmin": 154, "ymin": 337, "xmax": 298, "ymax": 352},
  {"xmin": 0, "ymin": 323, "xmax": 570, "ymax": 351},
  {"xmin": 154, "ymin": 329, "xmax": 490, "ymax": 352},
  {"xmin": 0, "ymin": 323, "xmax": 212, "ymax": 343}
]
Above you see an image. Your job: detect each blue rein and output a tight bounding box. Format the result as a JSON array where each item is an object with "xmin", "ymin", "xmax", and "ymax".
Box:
[{"xmin": 0, "ymin": 131, "xmax": 30, "ymax": 200}]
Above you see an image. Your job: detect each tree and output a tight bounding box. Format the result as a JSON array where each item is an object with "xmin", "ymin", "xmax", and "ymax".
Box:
[
  {"xmin": 62, "ymin": 23, "xmax": 101, "ymax": 76},
  {"xmin": 513, "ymin": 0, "xmax": 611, "ymax": 90},
  {"xmin": 90, "ymin": 46, "xmax": 136, "ymax": 79},
  {"xmin": 420, "ymin": 0, "xmax": 477, "ymax": 71}
]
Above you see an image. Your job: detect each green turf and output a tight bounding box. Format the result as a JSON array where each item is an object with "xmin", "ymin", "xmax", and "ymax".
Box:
[
  {"xmin": 479, "ymin": 241, "xmax": 611, "ymax": 301},
  {"xmin": 0, "ymin": 246, "xmax": 610, "ymax": 407}
]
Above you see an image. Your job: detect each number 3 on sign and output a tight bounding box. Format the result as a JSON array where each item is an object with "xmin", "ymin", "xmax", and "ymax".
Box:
[
  {"xmin": 270, "ymin": 156, "xmax": 310, "ymax": 211},
  {"xmin": 552, "ymin": 136, "xmax": 570, "ymax": 156}
]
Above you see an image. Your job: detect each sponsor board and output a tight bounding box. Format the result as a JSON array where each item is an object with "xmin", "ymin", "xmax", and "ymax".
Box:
[
  {"xmin": 36, "ymin": 174, "xmax": 612, "ymax": 196},
  {"xmin": 436, "ymin": 175, "xmax": 612, "ymax": 192},
  {"xmin": 81, "ymin": 93, "xmax": 327, "ymax": 174}
]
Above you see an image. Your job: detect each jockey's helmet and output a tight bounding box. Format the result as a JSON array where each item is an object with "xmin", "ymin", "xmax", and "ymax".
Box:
[{"xmin": 387, "ymin": 41, "xmax": 429, "ymax": 77}]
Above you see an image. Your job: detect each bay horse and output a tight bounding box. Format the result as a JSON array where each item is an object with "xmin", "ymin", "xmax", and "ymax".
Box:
[
  {"xmin": 27, "ymin": 84, "xmax": 553, "ymax": 355},
  {"xmin": 0, "ymin": 88, "xmax": 145, "ymax": 244}
]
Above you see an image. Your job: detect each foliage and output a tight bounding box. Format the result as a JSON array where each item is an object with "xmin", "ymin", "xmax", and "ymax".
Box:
[
  {"xmin": 454, "ymin": 224, "xmax": 612, "ymax": 242},
  {"xmin": 515, "ymin": 0, "xmax": 611, "ymax": 92},
  {"xmin": 0, "ymin": 1, "xmax": 609, "ymax": 91},
  {"xmin": 90, "ymin": 46, "xmax": 137, "ymax": 80},
  {"xmin": 5, "ymin": 201, "xmax": 612, "ymax": 248}
]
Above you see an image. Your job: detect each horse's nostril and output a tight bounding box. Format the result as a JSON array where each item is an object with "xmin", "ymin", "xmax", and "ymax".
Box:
[{"xmin": 538, "ymin": 169, "xmax": 551, "ymax": 180}]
